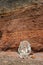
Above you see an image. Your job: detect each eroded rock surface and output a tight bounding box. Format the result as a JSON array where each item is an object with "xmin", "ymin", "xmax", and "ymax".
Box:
[{"xmin": 0, "ymin": 2, "xmax": 43, "ymax": 51}]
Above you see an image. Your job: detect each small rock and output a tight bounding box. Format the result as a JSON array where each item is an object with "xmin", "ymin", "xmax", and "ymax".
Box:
[
  {"xmin": 30, "ymin": 55, "xmax": 36, "ymax": 59},
  {"xmin": 18, "ymin": 40, "xmax": 31, "ymax": 58}
]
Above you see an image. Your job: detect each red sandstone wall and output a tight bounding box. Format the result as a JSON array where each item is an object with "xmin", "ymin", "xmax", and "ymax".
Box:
[{"xmin": 0, "ymin": 4, "xmax": 43, "ymax": 51}]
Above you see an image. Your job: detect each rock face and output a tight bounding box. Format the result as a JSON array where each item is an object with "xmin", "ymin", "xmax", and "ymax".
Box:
[{"xmin": 0, "ymin": 2, "xmax": 43, "ymax": 51}]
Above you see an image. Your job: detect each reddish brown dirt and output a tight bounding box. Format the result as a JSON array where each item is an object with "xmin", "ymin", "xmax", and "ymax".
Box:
[{"xmin": 0, "ymin": 4, "xmax": 43, "ymax": 51}]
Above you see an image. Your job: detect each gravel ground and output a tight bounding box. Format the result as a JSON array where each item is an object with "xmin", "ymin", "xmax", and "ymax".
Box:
[{"xmin": 0, "ymin": 52, "xmax": 43, "ymax": 65}]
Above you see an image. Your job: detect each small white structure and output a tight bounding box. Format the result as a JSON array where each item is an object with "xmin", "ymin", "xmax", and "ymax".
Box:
[{"xmin": 18, "ymin": 40, "xmax": 31, "ymax": 58}]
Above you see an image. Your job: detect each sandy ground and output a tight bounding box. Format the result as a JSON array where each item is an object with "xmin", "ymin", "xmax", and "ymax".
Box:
[{"xmin": 0, "ymin": 52, "xmax": 43, "ymax": 65}]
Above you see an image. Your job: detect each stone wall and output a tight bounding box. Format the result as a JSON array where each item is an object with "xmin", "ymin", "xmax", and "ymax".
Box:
[{"xmin": 0, "ymin": 2, "xmax": 43, "ymax": 51}]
